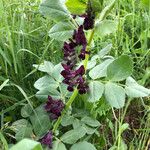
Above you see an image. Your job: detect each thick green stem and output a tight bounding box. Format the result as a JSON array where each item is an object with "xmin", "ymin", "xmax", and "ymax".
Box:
[{"xmin": 52, "ymin": 29, "xmax": 95, "ymax": 133}]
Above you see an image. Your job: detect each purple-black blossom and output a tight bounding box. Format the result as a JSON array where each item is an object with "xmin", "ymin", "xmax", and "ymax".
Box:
[
  {"xmin": 39, "ymin": 131, "xmax": 53, "ymax": 148},
  {"xmin": 61, "ymin": 5, "xmax": 95, "ymax": 94},
  {"xmin": 45, "ymin": 96, "xmax": 65, "ymax": 120},
  {"xmin": 83, "ymin": 12, "xmax": 95, "ymax": 30},
  {"xmin": 83, "ymin": 0, "xmax": 95, "ymax": 30}
]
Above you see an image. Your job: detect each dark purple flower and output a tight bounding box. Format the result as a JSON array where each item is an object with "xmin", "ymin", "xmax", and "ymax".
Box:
[
  {"xmin": 77, "ymin": 82, "xmax": 89, "ymax": 94},
  {"xmin": 83, "ymin": 12, "xmax": 95, "ymax": 30},
  {"xmin": 67, "ymin": 85, "xmax": 74, "ymax": 92},
  {"xmin": 45, "ymin": 96, "xmax": 65, "ymax": 120},
  {"xmin": 75, "ymin": 65, "xmax": 85, "ymax": 76},
  {"xmin": 40, "ymin": 131, "xmax": 53, "ymax": 148},
  {"xmin": 74, "ymin": 25, "xmax": 87, "ymax": 46},
  {"xmin": 60, "ymin": 11, "xmax": 94, "ymax": 94}
]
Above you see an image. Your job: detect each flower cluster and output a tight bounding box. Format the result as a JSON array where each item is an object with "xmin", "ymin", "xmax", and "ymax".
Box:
[
  {"xmin": 83, "ymin": 1, "xmax": 95, "ymax": 30},
  {"xmin": 44, "ymin": 96, "xmax": 65, "ymax": 120},
  {"xmin": 61, "ymin": 25, "xmax": 89, "ymax": 94},
  {"xmin": 61, "ymin": 11, "xmax": 95, "ymax": 94},
  {"xmin": 39, "ymin": 131, "xmax": 53, "ymax": 148},
  {"xmin": 83, "ymin": 11, "xmax": 95, "ymax": 30},
  {"xmin": 60, "ymin": 0, "xmax": 95, "ymax": 94},
  {"xmin": 40, "ymin": 96, "xmax": 64, "ymax": 148}
]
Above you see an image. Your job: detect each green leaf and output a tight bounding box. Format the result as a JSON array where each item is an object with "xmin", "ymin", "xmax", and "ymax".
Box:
[
  {"xmin": 34, "ymin": 75, "xmax": 59, "ymax": 90},
  {"xmin": 49, "ymin": 22, "xmax": 75, "ymax": 41},
  {"xmin": 36, "ymin": 88, "xmax": 61, "ymax": 101},
  {"xmin": 12, "ymin": 119, "xmax": 33, "ymax": 141},
  {"xmin": 95, "ymin": 20, "xmax": 118, "ymax": 37},
  {"xmin": 65, "ymin": 0, "xmax": 87, "ymax": 15},
  {"xmin": 91, "ymin": 0, "xmax": 103, "ymax": 12},
  {"xmin": 88, "ymin": 81, "xmax": 104, "ymax": 102},
  {"xmin": 21, "ymin": 104, "xmax": 33, "ymax": 118},
  {"xmin": 125, "ymin": 77, "xmax": 150, "ymax": 98},
  {"xmin": 40, "ymin": 0, "xmax": 71, "ymax": 22},
  {"xmin": 73, "ymin": 118, "xmax": 82, "ymax": 129},
  {"xmin": 52, "ymin": 63, "xmax": 64, "ymax": 82},
  {"xmin": 89, "ymin": 58, "xmax": 114, "ymax": 79},
  {"xmin": 52, "ymin": 140, "xmax": 67, "ymax": 150},
  {"xmin": 61, "ymin": 114, "xmax": 75, "ymax": 127},
  {"xmin": 59, "ymin": 83, "xmax": 72, "ymax": 98},
  {"xmin": 120, "ymin": 123, "xmax": 129, "ymax": 134},
  {"xmin": 30, "ymin": 106, "xmax": 52, "ymax": 137},
  {"xmin": 98, "ymin": 44, "xmax": 112, "ymax": 58},
  {"xmin": 33, "ymin": 61, "xmax": 54, "ymax": 74},
  {"xmin": 104, "ymin": 82, "xmax": 125, "ymax": 108},
  {"xmin": 87, "ymin": 60, "xmax": 97, "ymax": 70},
  {"xmin": 12, "ymin": 119, "xmax": 30, "ymax": 132},
  {"xmin": 119, "ymin": 139, "xmax": 128, "ymax": 150},
  {"xmin": 70, "ymin": 141, "xmax": 97, "ymax": 150},
  {"xmin": 15, "ymin": 128, "xmax": 33, "ymax": 142},
  {"xmin": 10, "ymin": 139, "xmax": 43, "ymax": 150},
  {"xmin": 82, "ymin": 124, "xmax": 96, "ymax": 135},
  {"xmin": 61, "ymin": 127, "xmax": 86, "ymax": 144},
  {"xmin": 107, "ymin": 55, "xmax": 133, "ymax": 81},
  {"xmin": 81, "ymin": 116, "xmax": 100, "ymax": 127}
]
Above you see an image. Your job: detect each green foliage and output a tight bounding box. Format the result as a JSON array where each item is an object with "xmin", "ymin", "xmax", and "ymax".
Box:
[
  {"xmin": 88, "ymin": 81, "xmax": 104, "ymax": 102},
  {"xmin": 49, "ymin": 22, "xmax": 76, "ymax": 41},
  {"xmin": 81, "ymin": 116, "xmax": 100, "ymax": 127},
  {"xmin": 12, "ymin": 119, "xmax": 33, "ymax": 141},
  {"xmin": 21, "ymin": 104, "xmax": 33, "ymax": 118},
  {"xmin": 98, "ymin": 44, "xmax": 112, "ymax": 58},
  {"xmin": 34, "ymin": 76, "xmax": 59, "ymax": 91},
  {"xmin": 52, "ymin": 140, "xmax": 67, "ymax": 150},
  {"xmin": 10, "ymin": 139, "xmax": 43, "ymax": 150},
  {"xmin": 125, "ymin": 77, "xmax": 150, "ymax": 97},
  {"xmin": 107, "ymin": 55, "xmax": 133, "ymax": 81},
  {"xmin": 40, "ymin": 0, "xmax": 71, "ymax": 22},
  {"xmin": 30, "ymin": 106, "xmax": 52, "ymax": 137},
  {"xmin": 70, "ymin": 141, "xmax": 97, "ymax": 150},
  {"xmin": 89, "ymin": 58, "xmax": 114, "ymax": 79},
  {"xmin": 95, "ymin": 20, "xmax": 118, "ymax": 37},
  {"xmin": 65, "ymin": 0, "xmax": 87, "ymax": 15},
  {"xmin": 61, "ymin": 127, "xmax": 86, "ymax": 144},
  {"xmin": 104, "ymin": 82, "xmax": 126, "ymax": 108}
]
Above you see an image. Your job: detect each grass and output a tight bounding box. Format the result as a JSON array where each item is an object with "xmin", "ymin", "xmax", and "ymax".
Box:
[{"xmin": 0, "ymin": 0, "xmax": 150, "ymax": 149}]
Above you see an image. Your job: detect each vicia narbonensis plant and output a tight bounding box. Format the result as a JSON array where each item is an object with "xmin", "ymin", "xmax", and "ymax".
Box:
[{"xmin": 12, "ymin": 0, "xmax": 150, "ymax": 149}]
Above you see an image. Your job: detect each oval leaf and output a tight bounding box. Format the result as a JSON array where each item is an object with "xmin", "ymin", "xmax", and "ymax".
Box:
[
  {"xmin": 34, "ymin": 75, "xmax": 59, "ymax": 90},
  {"xmin": 70, "ymin": 141, "xmax": 97, "ymax": 150},
  {"xmin": 95, "ymin": 20, "xmax": 118, "ymax": 37},
  {"xmin": 52, "ymin": 140, "xmax": 67, "ymax": 150},
  {"xmin": 65, "ymin": 0, "xmax": 87, "ymax": 15},
  {"xmin": 40, "ymin": 0, "xmax": 71, "ymax": 22},
  {"xmin": 21, "ymin": 104, "xmax": 33, "ymax": 118},
  {"xmin": 10, "ymin": 139, "xmax": 43, "ymax": 150},
  {"xmin": 88, "ymin": 81, "xmax": 104, "ymax": 102},
  {"xmin": 104, "ymin": 82, "xmax": 125, "ymax": 108},
  {"xmin": 89, "ymin": 59, "xmax": 114, "ymax": 79},
  {"xmin": 81, "ymin": 116, "xmax": 100, "ymax": 127},
  {"xmin": 98, "ymin": 44, "xmax": 112, "ymax": 58},
  {"xmin": 107, "ymin": 55, "xmax": 133, "ymax": 81},
  {"xmin": 33, "ymin": 61, "xmax": 54, "ymax": 74},
  {"xmin": 49, "ymin": 22, "xmax": 75, "ymax": 41},
  {"xmin": 125, "ymin": 77, "xmax": 150, "ymax": 98},
  {"xmin": 61, "ymin": 127, "xmax": 86, "ymax": 144}
]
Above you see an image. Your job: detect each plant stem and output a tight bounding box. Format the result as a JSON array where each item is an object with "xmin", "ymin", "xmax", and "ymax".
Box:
[{"xmin": 52, "ymin": 29, "xmax": 95, "ymax": 133}]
